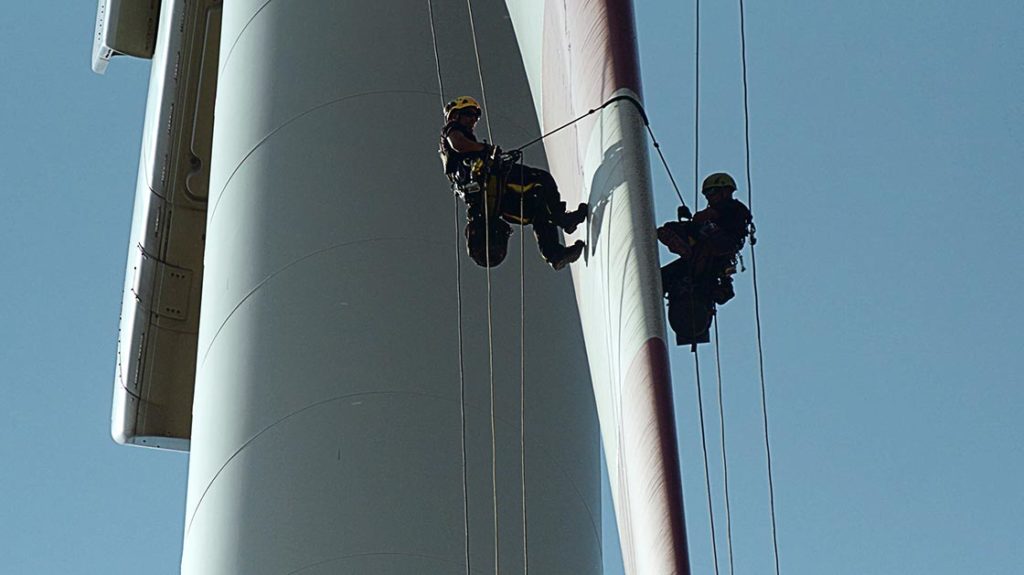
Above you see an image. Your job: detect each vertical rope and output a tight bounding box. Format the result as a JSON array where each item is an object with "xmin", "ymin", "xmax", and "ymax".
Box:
[
  {"xmin": 694, "ymin": 351, "xmax": 721, "ymax": 575},
  {"xmin": 518, "ymin": 163, "xmax": 529, "ymax": 575},
  {"xmin": 483, "ymin": 173, "xmax": 500, "ymax": 575},
  {"xmin": 712, "ymin": 318, "xmax": 735, "ymax": 575},
  {"xmin": 691, "ymin": 0, "xmax": 720, "ymax": 572},
  {"xmin": 646, "ymin": 124, "xmax": 688, "ymax": 208},
  {"xmin": 453, "ymin": 190, "xmax": 472, "ymax": 575},
  {"xmin": 693, "ymin": 0, "xmax": 701, "ymax": 207},
  {"xmin": 427, "ymin": 0, "xmax": 445, "ymax": 105},
  {"xmin": 423, "ymin": 2, "xmax": 471, "ymax": 568},
  {"xmin": 737, "ymin": 1, "xmax": 782, "ymax": 573},
  {"xmin": 465, "ymin": 0, "xmax": 493, "ymax": 143},
  {"xmin": 464, "ymin": 1, "xmax": 499, "ymax": 570},
  {"xmin": 426, "ymin": 2, "xmax": 470, "ymax": 573}
]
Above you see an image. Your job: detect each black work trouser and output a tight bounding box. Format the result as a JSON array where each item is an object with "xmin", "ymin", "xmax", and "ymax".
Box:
[{"xmin": 499, "ymin": 164, "xmax": 568, "ymax": 262}]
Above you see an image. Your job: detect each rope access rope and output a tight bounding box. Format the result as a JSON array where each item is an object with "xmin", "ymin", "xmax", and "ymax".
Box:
[
  {"xmin": 465, "ymin": 0, "xmax": 493, "ymax": 143},
  {"xmin": 693, "ymin": 0, "xmax": 701, "ymax": 209},
  {"xmin": 692, "ymin": 0, "xmax": 722, "ymax": 571},
  {"xmin": 693, "ymin": 350, "xmax": 722, "ymax": 575},
  {"xmin": 518, "ymin": 163, "xmax": 529, "ymax": 575},
  {"xmin": 737, "ymin": 0, "xmax": 782, "ymax": 572},
  {"xmin": 512, "ymin": 94, "xmax": 687, "ymax": 209},
  {"xmin": 713, "ymin": 318, "xmax": 736, "ymax": 575},
  {"xmin": 693, "ymin": 0, "xmax": 736, "ymax": 564},
  {"xmin": 425, "ymin": 2, "xmax": 471, "ymax": 573},
  {"xmin": 464, "ymin": 0, "xmax": 528, "ymax": 568},
  {"xmin": 463, "ymin": 1, "xmax": 518, "ymax": 572}
]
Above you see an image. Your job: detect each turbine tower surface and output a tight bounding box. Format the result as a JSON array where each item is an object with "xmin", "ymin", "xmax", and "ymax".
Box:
[{"xmin": 182, "ymin": 1, "xmax": 599, "ymax": 574}]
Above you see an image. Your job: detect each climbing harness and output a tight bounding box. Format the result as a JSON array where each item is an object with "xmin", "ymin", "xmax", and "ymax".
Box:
[{"xmin": 458, "ymin": 149, "xmax": 535, "ymax": 227}]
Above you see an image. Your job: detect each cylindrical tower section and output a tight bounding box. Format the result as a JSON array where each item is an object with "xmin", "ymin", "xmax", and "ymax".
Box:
[{"xmin": 182, "ymin": 1, "xmax": 600, "ymax": 574}]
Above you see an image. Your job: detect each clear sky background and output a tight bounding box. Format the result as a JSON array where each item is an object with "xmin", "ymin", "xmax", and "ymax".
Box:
[{"xmin": 2, "ymin": 1, "xmax": 1021, "ymax": 574}]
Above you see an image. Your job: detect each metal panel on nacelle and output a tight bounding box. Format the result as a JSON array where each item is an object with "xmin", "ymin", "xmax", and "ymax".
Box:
[
  {"xmin": 92, "ymin": 0, "xmax": 161, "ymax": 74},
  {"xmin": 111, "ymin": 0, "xmax": 222, "ymax": 451}
]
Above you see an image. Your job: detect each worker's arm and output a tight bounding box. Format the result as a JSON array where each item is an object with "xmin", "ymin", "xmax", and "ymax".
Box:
[
  {"xmin": 692, "ymin": 207, "xmax": 718, "ymax": 223},
  {"xmin": 447, "ymin": 129, "xmax": 489, "ymax": 154}
]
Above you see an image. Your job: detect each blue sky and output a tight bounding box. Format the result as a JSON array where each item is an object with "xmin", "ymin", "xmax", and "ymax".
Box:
[{"xmin": 2, "ymin": 1, "xmax": 1021, "ymax": 574}]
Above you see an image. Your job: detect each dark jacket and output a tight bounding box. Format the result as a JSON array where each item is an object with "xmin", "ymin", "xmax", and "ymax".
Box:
[
  {"xmin": 693, "ymin": 198, "xmax": 752, "ymax": 252},
  {"xmin": 439, "ymin": 121, "xmax": 486, "ymax": 182}
]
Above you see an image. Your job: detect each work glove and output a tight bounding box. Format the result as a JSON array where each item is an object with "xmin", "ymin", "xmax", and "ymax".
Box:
[
  {"xmin": 500, "ymin": 149, "xmax": 522, "ymax": 164},
  {"xmin": 677, "ymin": 205, "xmax": 693, "ymax": 220}
]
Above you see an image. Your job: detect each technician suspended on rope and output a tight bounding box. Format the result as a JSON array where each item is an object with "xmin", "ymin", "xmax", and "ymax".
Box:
[
  {"xmin": 439, "ymin": 96, "xmax": 588, "ymax": 270},
  {"xmin": 659, "ymin": 172, "xmax": 754, "ymax": 346}
]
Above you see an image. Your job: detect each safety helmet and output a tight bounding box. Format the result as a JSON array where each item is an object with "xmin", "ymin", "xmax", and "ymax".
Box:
[
  {"xmin": 445, "ymin": 96, "xmax": 482, "ymax": 120},
  {"xmin": 701, "ymin": 172, "xmax": 737, "ymax": 195}
]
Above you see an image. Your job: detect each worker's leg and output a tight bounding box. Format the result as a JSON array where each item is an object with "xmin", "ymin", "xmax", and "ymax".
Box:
[
  {"xmin": 515, "ymin": 165, "xmax": 566, "ymax": 215},
  {"xmin": 533, "ymin": 217, "xmax": 583, "ymax": 270},
  {"xmin": 532, "ymin": 217, "xmax": 563, "ymax": 263},
  {"xmin": 526, "ymin": 185, "xmax": 585, "ymax": 234},
  {"xmin": 514, "ymin": 164, "xmax": 558, "ymax": 192},
  {"xmin": 510, "ymin": 164, "xmax": 587, "ymax": 232}
]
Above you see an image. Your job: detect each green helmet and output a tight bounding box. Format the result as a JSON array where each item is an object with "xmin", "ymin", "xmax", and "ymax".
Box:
[{"xmin": 701, "ymin": 172, "xmax": 737, "ymax": 195}]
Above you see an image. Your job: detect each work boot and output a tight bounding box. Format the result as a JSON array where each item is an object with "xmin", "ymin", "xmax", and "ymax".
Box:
[
  {"xmin": 559, "ymin": 203, "xmax": 589, "ymax": 234},
  {"xmin": 550, "ymin": 240, "xmax": 585, "ymax": 271}
]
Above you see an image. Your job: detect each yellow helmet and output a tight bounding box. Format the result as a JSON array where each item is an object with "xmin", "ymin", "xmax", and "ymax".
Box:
[
  {"xmin": 702, "ymin": 172, "xmax": 737, "ymax": 194},
  {"xmin": 444, "ymin": 96, "xmax": 482, "ymax": 119}
]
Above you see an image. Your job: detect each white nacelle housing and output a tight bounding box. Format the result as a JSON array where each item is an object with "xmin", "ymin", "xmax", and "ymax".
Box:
[
  {"xmin": 111, "ymin": 0, "xmax": 222, "ymax": 451},
  {"xmin": 92, "ymin": 0, "xmax": 161, "ymax": 74}
]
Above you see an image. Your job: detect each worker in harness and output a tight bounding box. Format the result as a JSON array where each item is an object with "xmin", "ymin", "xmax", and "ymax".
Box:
[
  {"xmin": 439, "ymin": 96, "xmax": 588, "ymax": 270},
  {"xmin": 658, "ymin": 172, "xmax": 754, "ymax": 347}
]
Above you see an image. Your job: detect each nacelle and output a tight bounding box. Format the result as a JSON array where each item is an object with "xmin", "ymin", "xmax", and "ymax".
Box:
[{"xmin": 92, "ymin": 0, "xmax": 161, "ymax": 74}]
